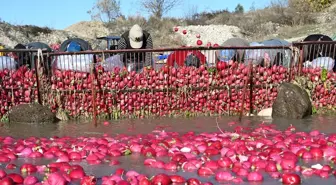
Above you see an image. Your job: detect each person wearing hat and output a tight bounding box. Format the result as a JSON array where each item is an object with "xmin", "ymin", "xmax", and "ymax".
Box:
[{"xmin": 117, "ymin": 24, "xmax": 153, "ymax": 72}]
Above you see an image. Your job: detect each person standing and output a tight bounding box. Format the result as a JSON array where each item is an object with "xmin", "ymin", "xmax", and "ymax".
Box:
[{"xmin": 117, "ymin": 24, "xmax": 153, "ymax": 72}]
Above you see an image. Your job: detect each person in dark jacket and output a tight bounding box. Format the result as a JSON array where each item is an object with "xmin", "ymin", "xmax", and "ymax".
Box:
[{"xmin": 117, "ymin": 24, "xmax": 153, "ymax": 72}]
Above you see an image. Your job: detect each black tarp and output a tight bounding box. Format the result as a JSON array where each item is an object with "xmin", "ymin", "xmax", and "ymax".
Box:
[
  {"xmin": 26, "ymin": 42, "xmax": 52, "ymax": 51},
  {"xmin": 302, "ymin": 34, "xmax": 333, "ymax": 62}
]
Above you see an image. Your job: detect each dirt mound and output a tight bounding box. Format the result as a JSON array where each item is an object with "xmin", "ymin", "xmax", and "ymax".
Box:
[
  {"xmin": 65, "ymin": 21, "xmax": 110, "ymax": 38},
  {"xmin": 9, "ymin": 103, "xmax": 58, "ymax": 124}
]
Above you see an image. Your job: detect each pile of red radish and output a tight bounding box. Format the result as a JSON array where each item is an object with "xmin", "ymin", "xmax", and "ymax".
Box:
[
  {"xmin": 0, "ymin": 66, "xmax": 38, "ymax": 116},
  {"xmin": 1, "ymin": 123, "xmax": 336, "ymax": 184},
  {"xmin": 0, "ymin": 62, "xmax": 336, "ymax": 119},
  {"xmin": 47, "ymin": 63, "xmax": 336, "ymax": 118}
]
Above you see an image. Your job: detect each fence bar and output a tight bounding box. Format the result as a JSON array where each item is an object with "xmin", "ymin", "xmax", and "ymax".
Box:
[
  {"xmin": 249, "ymin": 61, "xmax": 254, "ymax": 115},
  {"xmin": 91, "ymin": 55, "xmax": 98, "ymax": 126},
  {"xmin": 45, "ymin": 45, "xmax": 293, "ymax": 56},
  {"xmin": 34, "ymin": 59, "xmax": 42, "ymax": 105}
]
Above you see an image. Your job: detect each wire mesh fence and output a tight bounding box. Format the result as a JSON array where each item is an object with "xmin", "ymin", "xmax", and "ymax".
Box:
[{"xmin": 0, "ymin": 42, "xmax": 335, "ymax": 121}]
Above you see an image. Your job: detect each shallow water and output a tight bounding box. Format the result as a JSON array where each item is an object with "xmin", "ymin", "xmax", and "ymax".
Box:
[
  {"xmin": 1, "ymin": 115, "xmax": 336, "ymax": 185},
  {"xmin": 1, "ymin": 115, "xmax": 336, "ymax": 138}
]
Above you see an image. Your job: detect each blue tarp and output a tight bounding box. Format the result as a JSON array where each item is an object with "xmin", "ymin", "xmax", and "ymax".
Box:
[
  {"xmin": 156, "ymin": 54, "xmax": 169, "ymax": 60},
  {"xmin": 218, "ymin": 38, "xmax": 249, "ymax": 62}
]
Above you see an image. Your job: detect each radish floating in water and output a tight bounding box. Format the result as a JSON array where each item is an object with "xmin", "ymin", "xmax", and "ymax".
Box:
[
  {"xmin": 151, "ymin": 174, "xmax": 172, "ymax": 185},
  {"xmin": 0, "ymin": 177, "xmax": 14, "ymax": 185},
  {"xmin": 23, "ymin": 176, "xmax": 38, "ymax": 185},
  {"xmin": 282, "ymin": 173, "xmax": 301, "ymax": 184},
  {"xmin": 247, "ymin": 171, "xmax": 263, "ymax": 182}
]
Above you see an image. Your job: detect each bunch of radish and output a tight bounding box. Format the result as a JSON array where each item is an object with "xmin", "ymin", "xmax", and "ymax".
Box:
[{"xmin": 0, "ymin": 63, "xmax": 335, "ymax": 119}]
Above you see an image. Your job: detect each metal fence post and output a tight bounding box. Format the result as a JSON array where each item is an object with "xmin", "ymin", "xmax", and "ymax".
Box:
[
  {"xmin": 299, "ymin": 46, "xmax": 304, "ymax": 76},
  {"xmin": 34, "ymin": 56, "xmax": 42, "ymax": 105},
  {"xmin": 249, "ymin": 61, "xmax": 254, "ymax": 116},
  {"xmin": 91, "ymin": 55, "xmax": 98, "ymax": 126}
]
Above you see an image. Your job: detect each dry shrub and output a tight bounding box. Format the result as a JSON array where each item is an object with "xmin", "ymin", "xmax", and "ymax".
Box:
[
  {"xmin": 145, "ymin": 16, "xmax": 184, "ymax": 47},
  {"xmin": 205, "ymin": 0, "xmax": 316, "ymax": 38}
]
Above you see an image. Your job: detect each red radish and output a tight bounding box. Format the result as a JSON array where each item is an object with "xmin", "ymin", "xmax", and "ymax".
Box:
[
  {"xmin": 7, "ymin": 173, "xmax": 24, "ymax": 184},
  {"xmin": 139, "ymin": 178, "xmax": 150, "ymax": 185},
  {"xmin": 182, "ymin": 30, "xmax": 187, "ymax": 34},
  {"xmin": 173, "ymin": 27, "xmax": 179, "ymax": 32},
  {"xmin": 247, "ymin": 171, "xmax": 263, "ymax": 182},
  {"xmin": 204, "ymin": 161, "xmax": 219, "ymax": 170},
  {"xmin": 197, "ymin": 167, "xmax": 214, "ymax": 176},
  {"xmin": 46, "ymin": 172, "xmax": 68, "ymax": 185},
  {"xmin": 206, "ymin": 42, "xmax": 211, "ymax": 47},
  {"xmin": 281, "ymin": 173, "xmax": 301, "ymax": 184},
  {"xmin": 215, "ymin": 171, "xmax": 233, "ymax": 182},
  {"xmin": 23, "ymin": 176, "xmax": 38, "ymax": 185},
  {"xmin": 125, "ymin": 170, "xmax": 139, "ymax": 178},
  {"xmin": 217, "ymin": 157, "xmax": 233, "ymax": 168},
  {"xmin": 0, "ymin": 169, "xmax": 7, "ymax": 178},
  {"xmin": 20, "ymin": 163, "xmax": 37, "ymax": 173},
  {"xmin": 6, "ymin": 164, "xmax": 16, "ymax": 170},
  {"xmin": 0, "ymin": 177, "xmax": 14, "ymax": 185},
  {"xmin": 164, "ymin": 161, "xmax": 178, "ymax": 171},
  {"xmin": 196, "ymin": 40, "xmax": 203, "ymax": 46},
  {"xmin": 186, "ymin": 178, "xmax": 201, "ymax": 185},
  {"xmin": 114, "ymin": 168, "xmax": 125, "ymax": 176},
  {"xmin": 80, "ymin": 176, "xmax": 96, "ymax": 185},
  {"xmin": 69, "ymin": 169, "xmax": 86, "ymax": 180},
  {"xmin": 109, "ymin": 159, "xmax": 120, "ymax": 166},
  {"xmin": 151, "ymin": 174, "xmax": 172, "ymax": 185},
  {"xmin": 169, "ymin": 175, "xmax": 185, "ymax": 183},
  {"xmin": 171, "ymin": 153, "xmax": 187, "ymax": 164},
  {"xmin": 280, "ymin": 159, "xmax": 296, "ymax": 170}
]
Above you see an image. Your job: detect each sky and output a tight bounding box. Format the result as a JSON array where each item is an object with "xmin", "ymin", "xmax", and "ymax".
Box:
[{"xmin": 0, "ymin": 0, "xmax": 271, "ymax": 30}]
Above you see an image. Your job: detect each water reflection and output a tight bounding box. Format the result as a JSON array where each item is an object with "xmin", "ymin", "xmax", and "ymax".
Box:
[{"xmin": 0, "ymin": 115, "xmax": 336, "ymax": 138}]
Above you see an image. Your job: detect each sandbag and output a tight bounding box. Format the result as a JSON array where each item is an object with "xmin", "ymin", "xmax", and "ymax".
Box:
[
  {"xmin": 52, "ymin": 54, "xmax": 94, "ymax": 73},
  {"xmin": 220, "ymin": 38, "xmax": 249, "ymax": 62},
  {"xmin": 0, "ymin": 56, "xmax": 17, "ymax": 70},
  {"xmin": 244, "ymin": 42, "xmax": 265, "ymax": 65},
  {"xmin": 218, "ymin": 49, "xmax": 235, "ymax": 61},
  {"xmin": 304, "ymin": 57, "xmax": 335, "ymax": 71},
  {"xmin": 100, "ymin": 55, "xmax": 125, "ymax": 72},
  {"xmin": 261, "ymin": 39, "xmax": 291, "ymax": 67}
]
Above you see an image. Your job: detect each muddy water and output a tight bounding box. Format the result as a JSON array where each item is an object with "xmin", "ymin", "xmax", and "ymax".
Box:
[{"xmin": 1, "ymin": 115, "xmax": 336, "ymax": 185}]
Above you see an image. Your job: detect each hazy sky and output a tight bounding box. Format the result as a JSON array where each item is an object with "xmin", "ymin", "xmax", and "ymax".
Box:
[{"xmin": 0, "ymin": 0, "xmax": 270, "ymax": 29}]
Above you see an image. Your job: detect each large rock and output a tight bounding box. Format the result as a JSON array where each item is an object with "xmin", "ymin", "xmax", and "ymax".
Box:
[
  {"xmin": 272, "ymin": 83, "xmax": 312, "ymax": 119},
  {"xmin": 9, "ymin": 103, "xmax": 57, "ymax": 124}
]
